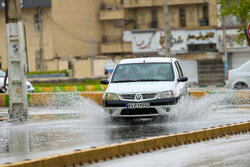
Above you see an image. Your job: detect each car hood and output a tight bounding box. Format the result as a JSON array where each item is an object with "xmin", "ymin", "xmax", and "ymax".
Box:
[{"xmin": 106, "ymin": 81, "xmax": 175, "ymax": 94}]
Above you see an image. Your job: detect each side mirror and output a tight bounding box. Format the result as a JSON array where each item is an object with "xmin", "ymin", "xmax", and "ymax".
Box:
[
  {"xmin": 178, "ymin": 77, "xmax": 188, "ymax": 82},
  {"xmin": 100, "ymin": 79, "xmax": 109, "ymax": 85}
]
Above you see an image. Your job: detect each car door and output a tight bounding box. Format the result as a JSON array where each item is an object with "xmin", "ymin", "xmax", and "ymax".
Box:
[{"xmin": 174, "ymin": 61, "xmax": 188, "ymax": 96}]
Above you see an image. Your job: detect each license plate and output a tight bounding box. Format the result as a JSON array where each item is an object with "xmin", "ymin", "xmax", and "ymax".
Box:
[{"xmin": 127, "ymin": 103, "xmax": 150, "ymax": 109}]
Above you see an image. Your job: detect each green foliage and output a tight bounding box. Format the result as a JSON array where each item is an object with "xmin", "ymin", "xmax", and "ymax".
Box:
[
  {"xmin": 218, "ymin": 0, "xmax": 250, "ymax": 40},
  {"xmin": 27, "ymin": 69, "xmax": 69, "ymax": 76}
]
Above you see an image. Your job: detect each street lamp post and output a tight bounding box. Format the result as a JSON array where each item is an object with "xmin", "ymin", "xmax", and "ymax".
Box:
[
  {"xmin": 83, "ymin": 18, "xmax": 95, "ymax": 76},
  {"xmin": 163, "ymin": 0, "xmax": 171, "ymax": 57}
]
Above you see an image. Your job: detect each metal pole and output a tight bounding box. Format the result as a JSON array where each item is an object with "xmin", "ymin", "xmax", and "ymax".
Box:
[
  {"xmin": 23, "ymin": 24, "xmax": 29, "ymax": 72},
  {"xmin": 163, "ymin": 0, "xmax": 171, "ymax": 57},
  {"xmin": 222, "ymin": 17, "xmax": 228, "ymax": 78}
]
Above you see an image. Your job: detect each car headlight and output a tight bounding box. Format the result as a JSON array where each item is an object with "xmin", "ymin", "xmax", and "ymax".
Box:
[
  {"xmin": 158, "ymin": 91, "xmax": 174, "ymax": 99},
  {"xmin": 105, "ymin": 93, "xmax": 120, "ymax": 101}
]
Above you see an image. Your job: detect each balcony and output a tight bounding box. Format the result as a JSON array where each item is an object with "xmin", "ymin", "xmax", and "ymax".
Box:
[
  {"xmin": 168, "ymin": 0, "xmax": 209, "ymax": 5},
  {"xmin": 100, "ymin": 42, "xmax": 132, "ymax": 54},
  {"xmin": 123, "ymin": 0, "xmax": 210, "ymax": 8},
  {"xmin": 99, "ymin": 9, "xmax": 125, "ymax": 20},
  {"xmin": 123, "ymin": 0, "xmax": 159, "ymax": 8}
]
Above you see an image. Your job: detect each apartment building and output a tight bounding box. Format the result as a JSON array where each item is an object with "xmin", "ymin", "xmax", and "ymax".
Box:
[
  {"xmin": 100, "ymin": 0, "xmax": 249, "ymax": 85},
  {"xmin": 100, "ymin": 0, "xmax": 220, "ymax": 84}
]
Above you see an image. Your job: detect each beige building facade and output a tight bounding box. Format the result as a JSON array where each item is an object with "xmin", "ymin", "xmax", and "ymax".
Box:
[{"xmin": 0, "ymin": 0, "xmax": 106, "ymax": 77}]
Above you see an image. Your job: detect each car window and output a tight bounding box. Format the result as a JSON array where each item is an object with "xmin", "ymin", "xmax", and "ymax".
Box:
[
  {"xmin": 0, "ymin": 70, "xmax": 6, "ymax": 78},
  {"xmin": 111, "ymin": 63, "xmax": 174, "ymax": 83}
]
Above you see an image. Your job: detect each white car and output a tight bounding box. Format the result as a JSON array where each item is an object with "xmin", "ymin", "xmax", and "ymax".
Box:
[
  {"xmin": 101, "ymin": 57, "xmax": 189, "ymax": 118},
  {"xmin": 226, "ymin": 60, "xmax": 250, "ymax": 90},
  {"xmin": 0, "ymin": 70, "xmax": 35, "ymax": 93}
]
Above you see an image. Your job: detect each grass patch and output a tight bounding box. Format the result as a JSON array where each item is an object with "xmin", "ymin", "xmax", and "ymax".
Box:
[
  {"xmin": 32, "ymin": 79, "xmax": 102, "ymax": 87},
  {"xmin": 27, "ymin": 69, "xmax": 69, "ymax": 76}
]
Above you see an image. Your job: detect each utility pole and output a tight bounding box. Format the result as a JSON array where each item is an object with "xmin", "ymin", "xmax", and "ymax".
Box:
[
  {"xmin": 222, "ymin": 17, "xmax": 228, "ymax": 78},
  {"xmin": 163, "ymin": 0, "xmax": 171, "ymax": 57},
  {"xmin": 5, "ymin": 0, "xmax": 28, "ymax": 121},
  {"xmin": 23, "ymin": 25, "xmax": 29, "ymax": 72},
  {"xmin": 38, "ymin": 7, "xmax": 44, "ymax": 71}
]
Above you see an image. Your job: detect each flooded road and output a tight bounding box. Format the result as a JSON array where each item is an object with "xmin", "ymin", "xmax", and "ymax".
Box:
[{"xmin": 0, "ymin": 94, "xmax": 250, "ymax": 165}]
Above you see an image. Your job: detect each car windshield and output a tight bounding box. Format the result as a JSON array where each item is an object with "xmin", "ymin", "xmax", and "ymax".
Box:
[
  {"xmin": 111, "ymin": 63, "xmax": 174, "ymax": 83},
  {"xmin": 0, "ymin": 70, "xmax": 6, "ymax": 78}
]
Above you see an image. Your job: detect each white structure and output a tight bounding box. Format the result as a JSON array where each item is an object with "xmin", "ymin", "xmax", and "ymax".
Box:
[{"xmin": 5, "ymin": 0, "xmax": 28, "ymax": 121}]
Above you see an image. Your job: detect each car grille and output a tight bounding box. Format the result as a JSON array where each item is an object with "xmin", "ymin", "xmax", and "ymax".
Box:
[
  {"xmin": 142, "ymin": 93, "xmax": 156, "ymax": 99},
  {"xmin": 120, "ymin": 93, "xmax": 156, "ymax": 100},
  {"xmin": 121, "ymin": 94, "xmax": 135, "ymax": 100},
  {"xmin": 121, "ymin": 108, "xmax": 158, "ymax": 115}
]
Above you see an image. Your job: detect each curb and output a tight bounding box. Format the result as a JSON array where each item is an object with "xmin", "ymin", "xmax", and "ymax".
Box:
[
  {"xmin": 1, "ymin": 121, "xmax": 250, "ymax": 167},
  {"xmin": 0, "ymin": 117, "xmax": 7, "ymax": 121}
]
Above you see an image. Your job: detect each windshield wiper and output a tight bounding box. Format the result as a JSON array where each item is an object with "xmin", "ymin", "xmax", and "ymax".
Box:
[
  {"xmin": 134, "ymin": 79, "xmax": 164, "ymax": 82},
  {"xmin": 112, "ymin": 80, "xmax": 137, "ymax": 83}
]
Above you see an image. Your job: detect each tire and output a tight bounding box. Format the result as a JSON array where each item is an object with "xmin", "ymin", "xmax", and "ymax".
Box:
[{"xmin": 234, "ymin": 83, "xmax": 248, "ymax": 90}]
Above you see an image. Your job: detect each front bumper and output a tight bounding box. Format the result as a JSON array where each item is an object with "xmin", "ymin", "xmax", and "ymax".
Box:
[{"xmin": 103, "ymin": 98, "xmax": 178, "ymax": 118}]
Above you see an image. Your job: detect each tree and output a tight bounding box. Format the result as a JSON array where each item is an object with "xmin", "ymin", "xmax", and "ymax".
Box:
[{"xmin": 218, "ymin": 0, "xmax": 250, "ymax": 40}]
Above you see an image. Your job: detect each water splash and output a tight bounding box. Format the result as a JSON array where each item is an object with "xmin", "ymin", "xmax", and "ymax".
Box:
[
  {"xmin": 29, "ymin": 92, "xmax": 109, "ymax": 124},
  {"xmin": 169, "ymin": 92, "xmax": 236, "ymax": 122}
]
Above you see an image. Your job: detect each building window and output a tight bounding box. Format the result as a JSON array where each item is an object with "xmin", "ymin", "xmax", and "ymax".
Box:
[
  {"xmin": 188, "ymin": 44, "xmax": 217, "ymax": 52},
  {"xmin": 34, "ymin": 13, "xmax": 40, "ymax": 30},
  {"xmin": 35, "ymin": 50, "xmax": 41, "ymax": 70},
  {"xmin": 151, "ymin": 10, "xmax": 158, "ymax": 28},
  {"xmin": 179, "ymin": 8, "xmax": 186, "ymax": 27},
  {"xmin": 200, "ymin": 5, "xmax": 209, "ymax": 26},
  {"xmin": 203, "ymin": 6, "xmax": 208, "ymax": 19}
]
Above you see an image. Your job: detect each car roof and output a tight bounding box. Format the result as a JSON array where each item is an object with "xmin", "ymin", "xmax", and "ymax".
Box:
[{"xmin": 118, "ymin": 57, "xmax": 176, "ymax": 64}]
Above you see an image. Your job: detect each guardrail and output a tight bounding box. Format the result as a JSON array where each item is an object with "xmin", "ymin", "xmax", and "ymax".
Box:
[{"xmin": 1, "ymin": 121, "xmax": 250, "ymax": 167}]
